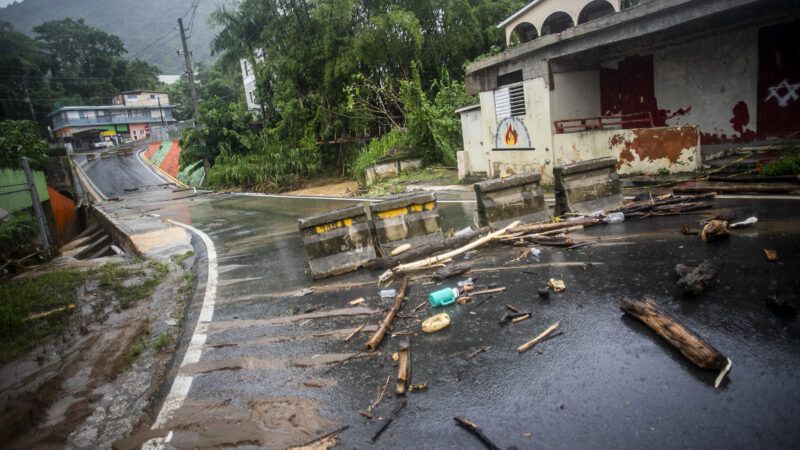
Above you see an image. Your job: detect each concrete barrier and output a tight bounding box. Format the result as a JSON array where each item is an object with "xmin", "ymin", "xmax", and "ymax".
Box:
[
  {"xmin": 553, "ymin": 157, "xmax": 623, "ymax": 215},
  {"xmin": 474, "ymin": 173, "xmax": 549, "ymax": 228},
  {"xmin": 298, "ymin": 205, "xmax": 376, "ymax": 278},
  {"xmin": 100, "ymin": 152, "xmax": 110, "ymax": 159},
  {"xmin": 87, "ymin": 153, "xmax": 96, "ymax": 161},
  {"xmin": 369, "ymin": 192, "xmax": 443, "ymax": 252}
]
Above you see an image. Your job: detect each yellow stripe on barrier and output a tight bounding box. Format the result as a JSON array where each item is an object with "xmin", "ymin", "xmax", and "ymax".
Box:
[
  {"xmin": 375, "ymin": 202, "xmax": 435, "ymax": 219},
  {"xmin": 314, "ymin": 218, "xmax": 353, "ymax": 234}
]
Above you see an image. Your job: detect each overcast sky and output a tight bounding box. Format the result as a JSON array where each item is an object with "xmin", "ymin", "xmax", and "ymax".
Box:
[{"xmin": 0, "ymin": 0, "xmax": 17, "ymax": 7}]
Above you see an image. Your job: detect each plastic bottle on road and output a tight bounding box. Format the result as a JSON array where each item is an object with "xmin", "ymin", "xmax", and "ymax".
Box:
[
  {"xmin": 429, "ymin": 287, "xmax": 459, "ymax": 307},
  {"xmin": 605, "ymin": 212, "xmax": 625, "ymax": 223}
]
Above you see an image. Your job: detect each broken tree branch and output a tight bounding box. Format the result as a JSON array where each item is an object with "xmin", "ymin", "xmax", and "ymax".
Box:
[
  {"xmin": 395, "ymin": 339, "xmax": 411, "ymax": 395},
  {"xmin": 454, "ymin": 417, "xmax": 501, "ymax": 450},
  {"xmin": 379, "ymin": 222, "xmax": 520, "ymax": 282},
  {"xmin": 365, "ymin": 277, "xmax": 409, "ymax": 351},
  {"xmin": 620, "ymin": 299, "xmax": 731, "ymax": 388},
  {"xmin": 371, "ymin": 397, "xmax": 407, "ymax": 443},
  {"xmin": 517, "ymin": 322, "xmax": 560, "ymax": 353}
]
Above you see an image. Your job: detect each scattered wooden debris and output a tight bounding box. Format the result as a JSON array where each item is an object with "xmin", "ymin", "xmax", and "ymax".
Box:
[
  {"xmin": 511, "ymin": 314, "xmax": 530, "ymax": 323},
  {"xmin": 372, "ymin": 375, "xmax": 391, "ymax": 409},
  {"xmin": 508, "ymin": 217, "xmax": 601, "ymax": 234},
  {"xmin": 371, "ymin": 397, "xmax": 407, "ymax": 443},
  {"xmin": 675, "ymin": 258, "xmax": 723, "ymax": 296},
  {"xmin": 296, "ymin": 424, "xmax": 349, "ymax": 448},
  {"xmin": 395, "ymin": 340, "xmax": 411, "ymax": 395},
  {"xmin": 409, "ymin": 383, "xmax": 428, "ymax": 391},
  {"xmin": 470, "ymin": 287, "xmax": 506, "ymax": 296},
  {"xmin": 378, "ymin": 222, "xmax": 520, "ymax": 282},
  {"xmin": 365, "ymin": 228, "xmax": 489, "ymax": 270},
  {"xmin": 432, "ymin": 264, "xmax": 471, "ymax": 281},
  {"xmin": 674, "ymin": 183, "xmax": 799, "ymax": 194},
  {"xmin": 365, "ymin": 277, "xmax": 409, "ymax": 351},
  {"xmin": 24, "ymin": 303, "xmax": 76, "ymax": 321},
  {"xmin": 344, "ymin": 324, "xmax": 365, "ymax": 343},
  {"xmin": 454, "ymin": 416, "xmax": 501, "ymax": 450},
  {"xmin": 323, "ymin": 351, "xmax": 368, "ymax": 374},
  {"xmin": 348, "ymin": 297, "xmax": 366, "ymax": 306},
  {"xmin": 500, "ymin": 312, "xmax": 530, "ymax": 326},
  {"xmin": 390, "ymin": 243, "xmax": 411, "ymax": 256},
  {"xmin": 764, "ymin": 249, "xmax": 779, "ymax": 261},
  {"xmin": 701, "ymin": 219, "xmax": 730, "ymax": 242},
  {"xmin": 517, "ymin": 322, "xmax": 560, "ymax": 353},
  {"xmin": 620, "ymin": 299, "xmax": 731, "ymax": 388},
  {"xmin": 465, "ymin": 346, "xmax": 490, "ymax": 361}
]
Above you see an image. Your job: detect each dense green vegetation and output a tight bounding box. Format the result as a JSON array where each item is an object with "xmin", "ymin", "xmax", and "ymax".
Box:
[
  {"xmin": 193, "ymin": 0, "xmax": 523, "ymax": 191},
  {"xmin": 0, "ymin": 0, "xmax": 223, "ymax": 73},
  {"xmin": 0, "ymin": 120, "xmax": 49, "ymax": 168},
  {"xmin": 761, "ymin": 148, "xmax": 800, "ymax": 176},
  {"xmin": 0, "ymin": 19, "xmax": 160, "ymax": 125}
]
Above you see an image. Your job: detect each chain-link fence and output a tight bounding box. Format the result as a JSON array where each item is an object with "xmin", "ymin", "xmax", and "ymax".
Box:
[{"xmin": 0, "ymin": 158, "xmax": 53, "ymax": 269}]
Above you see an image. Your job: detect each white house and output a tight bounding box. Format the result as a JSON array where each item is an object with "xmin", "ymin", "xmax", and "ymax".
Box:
[
  {"xmin": 459, "ymin": 0, "xmax": 800, "ymax": 183},
  {"xmin": 240, "ymin": 49, "xmax": 264, "ymax": 112}
]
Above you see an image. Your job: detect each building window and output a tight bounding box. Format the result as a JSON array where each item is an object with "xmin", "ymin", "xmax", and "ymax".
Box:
[
  {"xmin": 494, "ymin": 83, "xmax": 526, "ymax": 120},
  {"xmin": 150, "ymin": 94, "xmax": 156, "ymax": 99},
  {"xmin": 249, "ymin": 91, "xmax": 255, "ymax": 104}
]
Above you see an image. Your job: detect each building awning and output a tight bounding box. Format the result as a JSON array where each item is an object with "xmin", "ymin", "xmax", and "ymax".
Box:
[{"xmin": 455, "ymin": 104, "xmax": 481, "ymax": 114}]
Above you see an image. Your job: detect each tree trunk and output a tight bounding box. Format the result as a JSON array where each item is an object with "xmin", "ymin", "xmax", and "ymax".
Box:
[
  {"xmin": 620, "ymin": 299, "xmax": 728, "ymax": 372},
  {"xmin": 365, "ymin": 277, "xmax": 409, "ymax": 351}
]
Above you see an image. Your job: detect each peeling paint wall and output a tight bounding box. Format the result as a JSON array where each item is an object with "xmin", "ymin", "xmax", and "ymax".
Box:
[
  {"xmin": 552, "ymin": 126, "xmax": 700, "ymax": 174},
  {"xmin": 653, "ymin": 27, "xmax": 759, "ymax": 144}
]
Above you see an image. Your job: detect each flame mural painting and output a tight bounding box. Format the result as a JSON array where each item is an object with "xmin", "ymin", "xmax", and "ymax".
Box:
[{"xmin": 495, "ymin": 117, "xmax": 531, "ymax": 149}]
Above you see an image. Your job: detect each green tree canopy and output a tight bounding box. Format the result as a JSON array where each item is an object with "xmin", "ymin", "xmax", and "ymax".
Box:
[{"xmin": 0, "ymin": 120, "xmax": 50, "ymax": 169}]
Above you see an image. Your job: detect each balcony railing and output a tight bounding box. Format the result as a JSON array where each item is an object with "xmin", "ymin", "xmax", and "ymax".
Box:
[
  {"xmin": 554, "ymin": 112, "xmax": 654, "ymax": 134},
  {"xmin": 52, "ymin": 114, "xmax": 175, "ymax": 129}
]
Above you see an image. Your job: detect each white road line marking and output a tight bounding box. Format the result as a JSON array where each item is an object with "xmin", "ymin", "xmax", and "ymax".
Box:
[{"xmin": 145, "ymin": 219, "xmax": 217, "ymax": 446}]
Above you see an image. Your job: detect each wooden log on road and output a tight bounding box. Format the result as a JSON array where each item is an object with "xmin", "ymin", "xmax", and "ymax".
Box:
[
  {"xmin": 508, "ymin": 217, "xmax": 601, "ymax": 234},
  {"xmin": 365, "ymin": 277, "xmax": 409, "ymax": 351},
  {"xmin": 673, "ymin": 183, "xmax": 799, "ymax": 194},
  {"xmin": 706, "ymin": 174, "xmax": 799, "ymax": 183},
  {"xmin": 620, "ymin": 299, "xmax": 731, "ymax": 387},
  {"xmin": 454, "ymin": 417, "xmax": 501, "ymax": 450}
]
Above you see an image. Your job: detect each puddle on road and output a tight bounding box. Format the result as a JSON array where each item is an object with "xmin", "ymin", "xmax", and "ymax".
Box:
[{"xmin": 206, "ymin": 307, "xmax": 379, "ymax": 333}]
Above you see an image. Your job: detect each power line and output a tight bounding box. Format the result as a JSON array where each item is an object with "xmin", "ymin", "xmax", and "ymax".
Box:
[{"xmin": 126, "ymin": 27, "xmax": 180, "ymax": 61}]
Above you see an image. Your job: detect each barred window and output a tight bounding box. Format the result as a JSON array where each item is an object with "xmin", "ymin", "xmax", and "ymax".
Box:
[{"xmin": 494, "ymin": 83, "xmax": 526, "ymax": 120}]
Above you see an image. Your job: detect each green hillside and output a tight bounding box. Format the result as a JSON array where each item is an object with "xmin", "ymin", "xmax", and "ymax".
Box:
[{"xmin": 0, "ymin": 0, "xmax": 225, "ymax": 73}]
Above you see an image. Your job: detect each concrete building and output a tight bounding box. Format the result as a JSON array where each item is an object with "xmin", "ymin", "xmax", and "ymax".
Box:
[
  {"xmin": 240, "ymin": 49, "xmax": 264, "ymax": 112},
  {"xmin": 459, "ymin": 0, "xmax": 800, "ymax": 183},
  {"xmin": 49, "ymin": 104, "xmax": 176, "ymax": 150},
  {"xmin": 112, "ymin": 91, "xmax": 171, "ymax": 107}
]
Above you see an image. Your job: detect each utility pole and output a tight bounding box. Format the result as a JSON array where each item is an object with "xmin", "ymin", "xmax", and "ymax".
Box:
[
  {"xmin": 178, "ymin": 18, "xmax": 200, "ymax": 126},
  {"xmin": 23, "ymin": 82, "xmax": 36, "ymax": 122},
  {"xmin": 178, "ymin": 17, "xmax": 209, "ymax": 173}
]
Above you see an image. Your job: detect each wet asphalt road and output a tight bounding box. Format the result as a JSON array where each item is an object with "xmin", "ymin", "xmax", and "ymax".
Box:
[{"xmin": 82, "ymin": 155, "xmax": 800, "ymax": 449}]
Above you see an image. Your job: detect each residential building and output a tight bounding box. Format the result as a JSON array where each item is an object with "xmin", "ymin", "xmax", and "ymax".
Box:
[
  {"xmin": 459, "ymin": 0, "xmax": 800, "ymax": 183},
  {"xmin": 240, "ymin": 49, "xmax": 264, "ymax": 112},
  {"xmin": 112, "ymin": 90, "xmax": 170, "ymax": 107},
  {"xmin": 49, "ymin": 104, "xmax": 176, "ymax": 150}
]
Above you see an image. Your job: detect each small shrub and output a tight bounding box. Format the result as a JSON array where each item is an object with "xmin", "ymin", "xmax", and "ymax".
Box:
[{"xmin": 761, "ymin": 148, "xmax": 800, "ymax": 176}]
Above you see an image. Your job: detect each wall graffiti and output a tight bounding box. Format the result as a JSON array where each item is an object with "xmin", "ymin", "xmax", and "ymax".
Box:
[
  {"xmin": 764, "ymin": 79, "xmax": 800, "ymax": 107},
  {"xmin": 494, "ymin": 117, "xmax": 532, "ymax": 149}
]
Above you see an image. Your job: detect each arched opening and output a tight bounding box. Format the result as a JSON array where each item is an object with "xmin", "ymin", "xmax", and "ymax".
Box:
[
  {"xmin": 541, "ymin": 12, "xmax": 574, "ymax": 36},
  {"xmin": 578, "ymin": 0, "xmax": 616, "ymax": 24},
  {"xmin": 509, "ymin": 22, "xmax": 538, "ymax": 46}
]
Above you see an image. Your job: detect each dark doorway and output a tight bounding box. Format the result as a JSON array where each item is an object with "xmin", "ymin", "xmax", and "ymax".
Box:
[{"xmin": 757, "ymin": 20, "xmax": 800, "ymax": 137}]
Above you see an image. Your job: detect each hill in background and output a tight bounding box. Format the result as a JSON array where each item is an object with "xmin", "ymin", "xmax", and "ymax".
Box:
[{"xmin": 0, "ymin": 0, "xmax": 225, "ymax": 74}]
